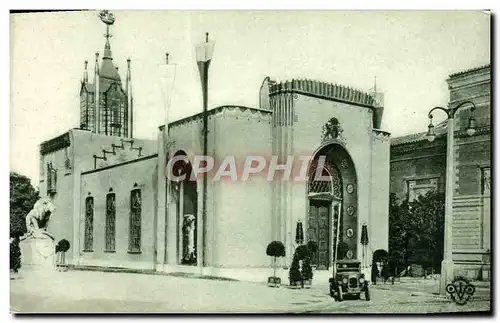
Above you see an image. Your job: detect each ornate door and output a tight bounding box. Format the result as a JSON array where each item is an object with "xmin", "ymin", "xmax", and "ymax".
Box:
[
  {"xmin": 331, "ymin": 201, "xmax": 341, "ymax": 262},
  {"xmin": 308, "ymin": 200, "xmax": 331, "ymax": 270}
]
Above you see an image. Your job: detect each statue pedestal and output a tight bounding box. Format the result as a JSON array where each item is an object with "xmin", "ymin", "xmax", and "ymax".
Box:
[{"xmin": 20, "ymin": 233, "xmax": 55, "ymax": 271}]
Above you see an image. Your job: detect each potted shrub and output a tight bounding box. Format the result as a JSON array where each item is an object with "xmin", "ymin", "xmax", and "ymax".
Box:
[
  {"xmin": 306, "ymin": 240, "xmax": 318, "ymax": 270},
  {"xmin": 307, "ymin": 241, "xmax": 318, "ymax": 257},
  {"xmin": 302, "ymin": 254, "xmax": 313, "ymax": 288},
  {"xmin": 56, "ymin": 239, "xmax": 70, "ymax": 271},
  {"xmin": 288, "ymin": 253, "xmax": 302, "ymax": 288},
  {"xmin": 289, "ymin": 245, "xmax": 310, "ymax": 288},
  {"xmin": 266, "ymin": 241, "xmax": 285, "ymax": 287}
]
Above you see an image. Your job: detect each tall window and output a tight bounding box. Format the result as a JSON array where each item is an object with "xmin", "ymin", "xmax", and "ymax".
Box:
[
  {"xmin": 80, "ymin": 92, "xmax": 88, "ymax": 129},
  {"xmin": 84, "ymin": 196, "xmax": 94, "ymax": 251},
  {"xmin": 47, "ymin": 163, "xmax": 57, "ymax": 195},
  {"xmin": 87, "ymin": 93, "xmax": 95, "ymax": 132},
  {"xmin": 407, "ymin": 178, "xmax": 438, "ymax": 202},
  {"xmin": 104, "ymin": 85, "xmax": 126, "ymax": 137},
  {"xmin": 129, "ymin": 189, "xmax": 142, "ymax": 252},
  {"xmin": 105, "ymin": 192, "xmax": 116, "ymax": 251},
  {"xmin": 482, "ymin": 167, "xmax": 491, "ymax": 196}
]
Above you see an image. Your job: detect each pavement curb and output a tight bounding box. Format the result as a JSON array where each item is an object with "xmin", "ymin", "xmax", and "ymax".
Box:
[{"xmin": 69, "ymin": 265, "xmax": 240, "ymax": 282}]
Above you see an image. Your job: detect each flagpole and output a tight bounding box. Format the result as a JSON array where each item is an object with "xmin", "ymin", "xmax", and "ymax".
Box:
[
  {"xmin": 333, "ymin": 201, "xmax": 342, "ymax": 276},
  {"xmin": 196, "ymin": 33, "xmax": 215, "ymax": 270},
  {"xmin": 158, "ymin": 54, "xmax": 177, "ymax": 267},
  {"xmin": 159, "ymin": 53, "xmax": 177, "ymax": 135}
]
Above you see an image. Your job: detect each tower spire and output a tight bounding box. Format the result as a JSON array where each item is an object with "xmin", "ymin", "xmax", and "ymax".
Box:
[
  {"xmin": 83, "ymin": 60, "xmax": 88, "ymax": 83},
  {"xmin": 94, "ymin": 52, "xmax": 100, "ymax": 133},
  {"xmin": 126, "ymin": 58, "xmax": 133, "ymax": 138},
  {"xmin": 99, "ymin": 10, "xmax": 115, "ymax": 59}
]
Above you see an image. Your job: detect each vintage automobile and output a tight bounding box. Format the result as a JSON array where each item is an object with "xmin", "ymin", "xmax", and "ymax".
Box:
[{"xmin": 329, "ymin": 260, "xmax": 370, "ymax": 301}]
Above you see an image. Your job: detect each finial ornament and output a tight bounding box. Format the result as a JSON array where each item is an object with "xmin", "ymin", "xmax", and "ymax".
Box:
[
  {"xmin": 166, "ymin": 53, "xmax": 169, "ymax": 64},
  {"xmin": 205, "ymin": 32, "xmax": 209, "ymax": 43},
  {"xmin": 99, "ymin": 10, "xmax": 115, "ymax": 25}
]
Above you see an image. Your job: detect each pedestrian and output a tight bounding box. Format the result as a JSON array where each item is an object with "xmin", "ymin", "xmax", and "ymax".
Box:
[
  {"xmin": 381, "ymin": 259, "xmax": 390, "ymax": 284},
  {"xmin": 371, "ymin": 259, "xmax": 379, "ymax": 285}
]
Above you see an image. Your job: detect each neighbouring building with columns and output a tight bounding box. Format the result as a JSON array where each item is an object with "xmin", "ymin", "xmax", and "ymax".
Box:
[{"xmin": 390, "ymin": 64, "xmax": 491, "ymax": 280}]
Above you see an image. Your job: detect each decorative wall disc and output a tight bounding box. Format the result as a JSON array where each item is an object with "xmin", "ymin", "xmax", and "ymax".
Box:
[
  {"xmin": 341, "ymin": 159, "xmax": 349, "ymax": 169},
  {"xmin": 346, "ymin": 228, "xmax": 354, "ymax": 238},
  {"xmin": 347, "ymin": 205, "xmax": 355, "ymax": 216},
  {"xmin": 346, "ymin": 250, "xmax": 354, "ymax": 259},
  {"xmin": 346, "ymin": 184, "xmax": 354, "ymax": 194}
]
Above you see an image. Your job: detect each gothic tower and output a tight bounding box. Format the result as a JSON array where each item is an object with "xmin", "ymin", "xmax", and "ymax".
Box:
[{"xmin": 79, "ymin": 11, "xmax": 133, "ymax": 138}]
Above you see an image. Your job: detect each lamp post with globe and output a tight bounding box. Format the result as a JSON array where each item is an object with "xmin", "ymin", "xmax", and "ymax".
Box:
[{"xmin": 426, "ymin": 101, "xmax": 477, "ymax": 295}]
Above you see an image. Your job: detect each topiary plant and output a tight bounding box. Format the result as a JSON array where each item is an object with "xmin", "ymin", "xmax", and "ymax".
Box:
[
  {"xmin": 307, "ymin": 241, "xmax": 318, "ymax": 257},
  {"xmin": 288, "ymin": 252, "xmax": 302, "ymax": 286},
  {"xmin": 56, "ymin": 239, "xmax": 71, "ymax": 266},
  {"xmin": 266, "ymin": 241, "xmax": 285, "ymax": 278},
  {"xmin": 295, "ymin": 245, "xmax": 310, "ymax": 260},
  {"xmin": 302, "ymin": 254, "xmax": 313, "ymax": 281},
  {"xmin": 56, "ymin": 239, "xmax": 70, "ymax": 253}
]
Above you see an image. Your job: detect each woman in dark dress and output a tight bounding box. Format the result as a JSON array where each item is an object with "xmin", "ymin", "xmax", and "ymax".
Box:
[
  {"xmin": 381, "ymin": 260, "xmax": 389, "ymax": 284},
  {"xmin": 371, "ymin": 260, "xmax": 379, "ymax": 285}
]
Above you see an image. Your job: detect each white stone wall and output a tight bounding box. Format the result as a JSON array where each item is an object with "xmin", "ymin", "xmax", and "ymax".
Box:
[
  {"xmin": 78, "ymin": 156, "xmax": 158, "ymax": 270},
  {"xmin": 211, "ymin": 107, "xmax": 273, "ymax": 268},
  {"xmin": 289, "ymin": 94, "xmax": 376, "ymax": 267}
]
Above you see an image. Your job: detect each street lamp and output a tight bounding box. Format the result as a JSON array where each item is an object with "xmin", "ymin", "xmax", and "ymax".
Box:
[
  {"xmin": 196, "ymin": 33, "xmax": 215, "ymax": 269},
  {"xmin": 425, "ymin": 101, "xmax": 477, "ymax": 295}
]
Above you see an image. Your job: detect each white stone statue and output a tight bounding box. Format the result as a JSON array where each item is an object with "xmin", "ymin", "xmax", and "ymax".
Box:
[
  {"xmin": 23, "ymin": 197, "xmax": 56, "ymax": 240},
  {"xmin": 183, "ymin": 214, "xmax": 196, "ymax": 261}
]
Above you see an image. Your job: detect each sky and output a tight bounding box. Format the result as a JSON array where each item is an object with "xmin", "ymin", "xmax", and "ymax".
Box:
[{"xmin": 10, "ymin": 10, "xmax": 490, "ymax": 185}]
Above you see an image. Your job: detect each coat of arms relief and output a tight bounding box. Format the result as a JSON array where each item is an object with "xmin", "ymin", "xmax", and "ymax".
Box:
[{"xmin": 321, "ymin": 117, "xmax": 345, "ymax": 143}]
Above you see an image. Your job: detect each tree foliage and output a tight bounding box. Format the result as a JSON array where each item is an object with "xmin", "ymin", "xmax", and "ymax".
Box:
[
  {"xmin": 10, "ymin": 172, "xmax": 39, "ymax": 237},
  {"xmin": 266, "ymin": 241, "xmax": 285, "ymax": 278},
  {"xmin": 306, "ymin": 241, "xmax": 318, "ymax": 255},
  {"xmin": 295, "ymin": 245, "xmax": 309, "ymax": 260},
  {"xmin": 56, "ymin": 239, "xmax": 71, "ymax": 253},
  {"xmin": 388, "ymin": 191, "xmax": 445, "ymax": 273},
  {"xmin": 302, "ymin": 254, "xmax": 313, "ymax": 281},
  {"xmin": 10, "ymin": 237, "xmax": 21, "ymax": 272},
  {"xmin": 266, "ymin": 241, "xmax": 285, "ymax": 258},
  {"xmin": 288, "ymin": 251, "xmax": 302, "ymax": 284}
]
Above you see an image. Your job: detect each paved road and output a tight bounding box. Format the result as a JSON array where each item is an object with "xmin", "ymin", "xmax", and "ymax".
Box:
[
  {"xmin": 10, "ymin": 269, "xmax": 491, "ymax": 314},
  {"xmin": 308, "ymin": 285, "xmax": 490, "ymax": 314}
]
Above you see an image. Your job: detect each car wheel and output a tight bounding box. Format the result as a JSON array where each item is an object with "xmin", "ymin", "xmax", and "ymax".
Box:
[{"xmin": 364, "ymin": 287, "xmax": 370, "ymax": 301}]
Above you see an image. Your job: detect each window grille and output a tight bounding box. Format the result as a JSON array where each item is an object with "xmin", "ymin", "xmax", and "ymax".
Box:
[
  {"xmin": 84, "ymin": 196, "xmax": 94, "ymax": 251},
  {"xmin": 47, "ymin": 163, "xmax": 57, "ymax": 194},
  {"xmin": 482, "ymin": 167, "xmax": 491, "ymax": 196},
  {"xmin": 105, "ymin": 193, "xmax": 116, "ymax": 251},
  {"xmin": 129, "ymin": 189, "xmax": 142, "ymax": 252}
]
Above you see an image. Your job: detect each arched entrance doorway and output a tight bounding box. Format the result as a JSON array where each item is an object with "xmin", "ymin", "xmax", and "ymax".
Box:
[
  {"xmin": 306, "ymin": 143, "xmax": 358, "ymax": 270},
  {"xmin": 171, "ymin": 150, "xmax": 198, "ymax": 266}
]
